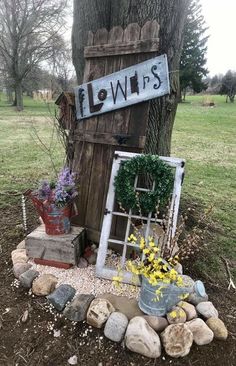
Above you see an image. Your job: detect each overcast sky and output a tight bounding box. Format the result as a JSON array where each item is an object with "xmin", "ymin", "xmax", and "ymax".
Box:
[
  {"xmin": 200, "ymin": 0, "xmax": 236, "ymax": 76},
  {"xmin": 66, "ymin": 0, "xmax": 236, "ymax": 77}
]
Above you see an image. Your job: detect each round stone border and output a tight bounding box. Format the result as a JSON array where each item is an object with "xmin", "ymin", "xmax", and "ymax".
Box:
[{"xmin": 11, "ymin": 243, "xmax": 229, "ymax": 360}]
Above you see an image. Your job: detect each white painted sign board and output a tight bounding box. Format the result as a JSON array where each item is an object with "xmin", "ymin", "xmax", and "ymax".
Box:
[{"xmin": 74, "ymin": 54, "xmax": 170, "ymax": 120}]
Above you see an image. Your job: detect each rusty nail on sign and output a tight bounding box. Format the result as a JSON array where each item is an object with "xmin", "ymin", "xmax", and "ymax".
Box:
[{"xmin": 74, "ymin": 54, "xmax": 170, "ymax": 120}]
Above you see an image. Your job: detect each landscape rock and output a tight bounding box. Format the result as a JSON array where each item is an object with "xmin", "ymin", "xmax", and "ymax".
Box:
[
  {"xmin": 167, "ymin": 306, "xmax": 187, "ymax": 324},
  {"xmin": 177, "ymin": 301, "xmax": 197, "ymax": 321},
  {"xmin": 125, "ymin": 316, "xmax": 161, "ymax": 358},
  {"xmin": 64, "ymin": 294, "xmax": 95, "ymax": 321},
  {"xmin": 68, "ymin": 355, "xmax": 78, "ymax": 365},
  {"xmin": 174, "ymin": 263, "xmax": 183, "ymax": 274},
  {"xmin": 87, "ymin": 253, "xmax": 97, "ymax": 265},
  {"xmin": 32, "ymin": 274, "xmax": 58, "ymax": 296},
  {"xmin": 19, "ymin": 269, "xmax": 39, "ymax": 288},
  {"xmin": 161, "ymin": 324, "xmax": 193, "ymax": 358},
  {"xmin": 196, "ymin": 301, "xmax": 218, "ymax": 319},
  {"xmin": 77, "ymin": 257, "xmax": 88, "ymax": 268},
  {"xmin": 98, "ymin": 293, "xmax": 144, "ymax": 320},
  {"xmin": 87, "ymin": 298, "xmax": 115, "ymax": 328},
  {"xmin": 179, "ymin": 275, "xmax": 195, "ymax": 289},
  {"xmin": 142, "ymin": 315, "xmax": 168, "ymax": 332},
  {"xmin": 16, "ymin": 240, "xmax": 26, "ymax": 249},
  {"xmin": 206, "ymin": 317, "xmax": 228, "ymax": 340},
  {"xmin": 104, "ymin": 311, "xmax": 128, "ymax": 342},
  {"xmin": 13, "ymin": 262, "xmax": 32, "ymax": 279},
  {"xmin": 186, "ymin": 318, "xmax": 214, "ymax": 345},
  {"xmin": 187, "ymin": 292, "xmax": 209, "ymax": 306},
  {"xmin": 11, "ymin": 249, "xmax": 28, "ymax": 265},
  {"xmin": 47, "ymin": 284, "xmax": 76, "ymax": 311}
]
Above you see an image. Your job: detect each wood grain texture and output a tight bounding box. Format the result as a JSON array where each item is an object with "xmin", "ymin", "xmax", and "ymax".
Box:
[
  {"xmin": 84, "ymin": 38, "xmax": 159, "ymax": 58},
  {"xmin": 72, "ymin": 21, "xmax": 160, "ymax": 241},
  {"xmin": 25, "ymin": 225, "xmax": 86, "ymax": 265}
]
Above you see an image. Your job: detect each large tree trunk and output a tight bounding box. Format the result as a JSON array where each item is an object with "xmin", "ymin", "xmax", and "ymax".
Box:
[
  {"xmin": 15, "ymin": 83, "xmax": 24, "ymax": 111},
  {"xmin": 72, "ymin": 0, "xmax": 189, "ymax": 156}
]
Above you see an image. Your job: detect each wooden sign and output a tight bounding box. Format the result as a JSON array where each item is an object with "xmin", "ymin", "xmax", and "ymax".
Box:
[{"xmin": 74, "ymin": 54, "xmax": 170, "ymax": 120}]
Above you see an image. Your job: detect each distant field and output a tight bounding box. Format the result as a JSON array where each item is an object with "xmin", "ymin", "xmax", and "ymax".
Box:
[{"xmin": 0, "ymin": 93, "xmax": 235, "ymax": 278}]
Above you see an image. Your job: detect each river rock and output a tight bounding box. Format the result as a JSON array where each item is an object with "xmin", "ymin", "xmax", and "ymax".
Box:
[
  {"xmin": 174, "ymin": 263, "xmax": 183, "ymax": 274},
  {"xmin": 77, "ymin": 257, "xmax": 88, "ymax": 268},
  {"xmin": 104, "ymin": 312, "xmax": 128, "ymax": 342},
  {"xmin": 64, "ymin": 294, "xmax": 95, "ymax": 321},
  {"xmin": 125, "ymin": 316, "xmax": 161, "ymax": 358},
  {"xmin": 87, "ymin": 253, "xmax": 97, "ymax": 265},
  {"xmin": 142, "ymin": 315, "xmax": 168, "ymax": 332},
  {"xmin": 161, "ymin": 324, "xmax": 193, "ymax": 358},
  {"xmin": 11, "ymin": 249, "xmax": 28, "ymax": 264},
  {"xmin": 32, "ymin": 274, "xmax": 58, "ymax": 296},
  {"xmin": 206, "ymin": 317, "xmax": 228, "ymax": 340},
  {"xmin": 47, "ymin": 284, "xmax": 76, "ymax": 311},
  {"xmin": 196, "ymin": 301, "xmax": 218, "ymax": 319},
  {"xmin": 187, "ymin": 292, "xmax": 209, "ymax": 306},
  {"xmin": 13, "ymin": 262, "xmax": 32, "ymax": 279},
  {"xmin": 179, "ymin": 275, "xmax": 195, "ymax": 288},
  {"xmin": 16, "ymin": 240, "xmax": 26, "ymax": 249},
  {"xmin": 177, "ymin": 301, "xmax": 197, "ymax": 321},
  {"xmin": 186, "ymin": 318, "xmax": 214, "ymax": 345},
  {"xmin": 87, "ymin": 298, "xmax": 115, "ymax": 328},
  {"xmin": 19, "ymin": 269, "xmax": 39, "ymax": 288},
  {"xmin": 98, "ymin": 293, "xmax": 144, "ymax": 320},
  {"xmin": 167, "ymin": 306, "xmax": 187, "ymax": 324}
]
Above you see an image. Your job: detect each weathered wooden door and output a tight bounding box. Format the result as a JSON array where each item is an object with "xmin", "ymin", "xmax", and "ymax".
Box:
[{"xmin": 72, "ymin": 21, "xmax": 160, "ymax": 242}]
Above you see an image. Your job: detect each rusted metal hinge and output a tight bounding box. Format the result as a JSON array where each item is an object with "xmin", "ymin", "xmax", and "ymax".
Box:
[{"xmin": 104, "ymin": 208, "xmax": 111, "ymax": 215}]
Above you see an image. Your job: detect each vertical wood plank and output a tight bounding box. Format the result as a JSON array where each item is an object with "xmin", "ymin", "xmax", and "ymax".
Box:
[{"xmin": 72, "ymin": 21, "xmax": 160, "ymax": 241}]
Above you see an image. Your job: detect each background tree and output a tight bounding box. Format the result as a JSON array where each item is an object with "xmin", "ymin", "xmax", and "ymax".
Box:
[
  {"xmin": 0, "ymin": 0, "xmax": 67, "ymax": 111},
  {"xmin": 72, "ymin": 0, "xmax": 190, "ymax": 156},
  {"xmin": 180, "ymin": 0, "xmax": 209, "ymax": 100},
  {"xmin": 220, "ymin": 70, "xmax": 236, "ymax": 102}
]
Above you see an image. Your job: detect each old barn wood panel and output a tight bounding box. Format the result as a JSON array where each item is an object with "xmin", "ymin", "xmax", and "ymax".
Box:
[{"xmin": 72, "ymin": 21, "xmax": 161, "ymax": 242}]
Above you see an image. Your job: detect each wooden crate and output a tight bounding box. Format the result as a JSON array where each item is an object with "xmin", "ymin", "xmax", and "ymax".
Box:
[{"xmin": 25, "ymin": 225, "xmax": 86, "ymax": 266}]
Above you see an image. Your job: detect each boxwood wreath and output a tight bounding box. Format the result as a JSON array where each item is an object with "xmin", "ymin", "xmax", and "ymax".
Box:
[{"xmin": 114, "ymin": 154, "xmax": 174, "ymax": 213}]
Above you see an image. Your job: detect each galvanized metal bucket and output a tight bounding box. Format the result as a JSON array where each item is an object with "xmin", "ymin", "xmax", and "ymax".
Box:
[{"xmin": 138, "ymin": 276, "xmax": 205, "ymax": 316}]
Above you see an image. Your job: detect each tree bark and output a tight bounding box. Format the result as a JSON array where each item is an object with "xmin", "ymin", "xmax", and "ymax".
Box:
[
  {"xmin": 15, "ymin": 83, "xmax": 23, "ymax": 111},
  {"xmin": 6, "ymin": 88, "xmax": 13, "ymax": 104},
  {"xmin": 72, "ymin": 0, "xmax": 189, "ymax": 155}
]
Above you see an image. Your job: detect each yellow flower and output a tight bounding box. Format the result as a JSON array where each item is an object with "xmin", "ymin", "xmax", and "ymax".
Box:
[
  {"xmin": 162, "ymin": 264, "xmax": 168, "ymax": 271},
  {"xmin": 140, "ymin": 242, "xmax": 145, "ymax": 250},
  {"xmin": 143, "ymin": 248, "xmax": 150, "ymax": 255},
  {"xmin": 148, "ymin": 253, "xmax": 155, "ymax": 262},
  {"xmin": 128, "ymin": 234, "xmax": 137, "ymax": 243},
  {"xmin": 149, "ymin": 241, "xmax": 155, "ymax": 247},
  {"xmin": 153, "ymin": 247, "xmax": 159, "ymax": 253},
  {"xmin": 112, "ymin": 276, "xmax": 122, "ymax": 282},
  {"xmin": 170, "ymin": 310, "xmax": 177, "ymax": 318}
]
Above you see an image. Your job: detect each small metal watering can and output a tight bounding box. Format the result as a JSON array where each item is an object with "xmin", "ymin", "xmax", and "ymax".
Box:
[{"xmin": 25, "ymin": 190, "xmax": 72, "ymax": 235}]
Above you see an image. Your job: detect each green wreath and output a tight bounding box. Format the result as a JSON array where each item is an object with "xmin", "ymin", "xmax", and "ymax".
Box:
[{"xmin": 114, "ymin": 154, "xmax": 174, "ymax": 213}]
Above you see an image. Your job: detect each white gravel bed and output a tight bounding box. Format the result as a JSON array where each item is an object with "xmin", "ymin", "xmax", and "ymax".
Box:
[{"xmin": 29, "ymin": 261, "xmax": 139, "ymax": 299}]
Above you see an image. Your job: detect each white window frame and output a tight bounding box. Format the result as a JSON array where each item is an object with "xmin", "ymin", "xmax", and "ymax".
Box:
[{"xmin": 96, "ymin": 151, "xmax": 185, "ymax": 285}]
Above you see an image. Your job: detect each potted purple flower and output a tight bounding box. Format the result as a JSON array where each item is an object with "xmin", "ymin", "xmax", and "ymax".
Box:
[{"xmin": 26, "ymin": 167, "xmax": 78, "ymax": 235}]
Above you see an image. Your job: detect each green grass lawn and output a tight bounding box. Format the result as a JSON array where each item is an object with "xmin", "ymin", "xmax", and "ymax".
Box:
[
  {"xmin": 0, "ymin": 92, "xmax": 235, "ymax": 279},
  {"xmin": 173, "ymin": 95, "xmax": 236, "ymax": 277},
  {"xmin": 0, "ymin": 93, "xmax": 65, "ymax": 208},
  {"xmin": 0, "ymin": 92, "xmax": 56, "ymax": 116}
]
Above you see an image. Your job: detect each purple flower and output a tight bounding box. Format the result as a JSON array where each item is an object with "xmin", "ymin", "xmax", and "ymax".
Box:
[
  {"xmin": 54, "ymin": 167, "xmax": 77, "ymax": 207},
  {"xmin": 38, "ymin": 180, "xmax": 51, "ymax": 200},
  {"xmin": 36, "ymin": 167, "xmax": 78, "ymax": 207}
]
